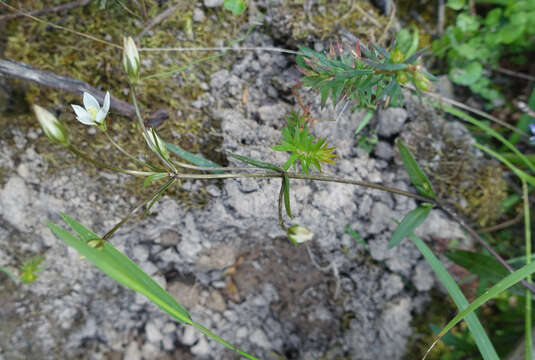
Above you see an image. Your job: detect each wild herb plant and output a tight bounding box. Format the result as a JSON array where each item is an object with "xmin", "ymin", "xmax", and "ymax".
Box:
[
  {"xmin": 433, "ymin": 0, "xmax": 535, "ymax": 106},
  {"xmin": 21, "ymin": 12, "xmax": 535, "ymax": 360}
]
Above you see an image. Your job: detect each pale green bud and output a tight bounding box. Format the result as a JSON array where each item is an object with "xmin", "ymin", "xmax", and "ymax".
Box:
[
  {"xmin": 144, "ymin": 128, "xmax": 170, "ymax": 160},
  {"xmin": 32, "ymin": 105, "xmax": 69, "ymax": 146},
  {"xmin": 287, "ymin": 225, "xmax": 313, "ymax": 245},
  {"xmin": 123, "ymin": 36, "xmax": 140, "ymax": 82}
]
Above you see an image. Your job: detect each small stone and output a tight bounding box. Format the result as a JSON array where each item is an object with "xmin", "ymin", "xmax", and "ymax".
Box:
[
  {"xmin": 412, "ymin": 261, "xmax": 435, "ymax": 291},
  {"xmin": 160, "ymin": 230, "xmax": 181, "ymax": 246},
  {"xmin": 204, "ymin": 0, "xmax": 223, "ymax": 7},
  {"xmin": 145, "ymin": 322, "xmax": 163, "ymax": 343},
  {"xmin": 249, "ymin": 329, "xmax": 270, "ymax": 348},
  {"xmin": 193, "ymin": 8, "xmax": 205, "ymax": 22},
  {"xmin": 124, "ymin": 341, "xmax": 142, "ymax": 360},
  {"xmin": 167, "ymin": 281, "xmax": 199, "ymax": 309},
  {"xmin": 141, "ymin": 343, "xmax": 160, "ymax": 359},
  {"xmin": 132, "ymin": 245, "xmax": 149, "ymax": 261},
  {"xmin": 377, "ymin": 108, "xmax": 408, "ymax": 137},
  {"xmin": 206, "ymin": 290, "xmax": 227, "ymax": 312},
  {"xmin": 374, "ymin": 141, "xmax": 394, "ymax": 160},
  {"xmin": 181, "ymin": 326, "xmax": 198, "ymax": 346},
  {"xmin": 191, "ymin": 336, "xmax": 211, "ymax": 357}
]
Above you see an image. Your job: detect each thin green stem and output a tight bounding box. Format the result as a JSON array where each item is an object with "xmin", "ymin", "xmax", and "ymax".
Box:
[
  {"xmin": 67, "ymin": 145, "xmax": 153, "ymax": 177},
  {"xmin": 129, "ymin": 84, "xmax": 177, "ymax": 173},
  {"xmin": 102, "ymin": 176, "xmax": 173, "ymax": 240},
  {"xmin": 524, "ymin": 179, "xmax": 533, "ymax": 360},
  {"xmin": 104, "ymin": 130, "xmax": 157, "ymax": 170}
]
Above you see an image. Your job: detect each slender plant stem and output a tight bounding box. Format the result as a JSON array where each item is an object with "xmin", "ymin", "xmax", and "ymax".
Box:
[
  {"xmin": 130, "ymin": 84, "xmax": 177, "ymax": 173},
  {"xmin": 278, "ymin": 180, "xmax": 287, "ymax": 231},
  {"xmin": 524, "ymin": 179, "xmax": 533, "ymax": 359},
  {"xmin": 104, "ymin": 130, "xmax": 156, "ymax": 170},
  {"xmin": 102, "ymin": 176, "xmax": 173, "ymax": 240},
  {"xmin": 67, "ymin": 145, "xmax": 153, "ymax": 177}
]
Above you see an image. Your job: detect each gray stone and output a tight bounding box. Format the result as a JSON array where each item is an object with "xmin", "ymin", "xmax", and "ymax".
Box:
[
  {"xmin": 203, "ymin": 0, "xmax": 223, "ymax": 7},
  {"xmin": 193, "ymin": 8, "xmax": 205, "ymax": 22},
  {"xmin": 145, "ymin": 322, "xmax": 163, "ymax": 344},
  {"xmin": 374, "ymin": 141, "xmax": 394, "ymax": 160},
  {"xmin": 412, "ymin": 261, "xmax": 435, "ymax": 291},
  {"xmin": 124, "ymin": 342, "xmax": 142, "ymax": 360},
  {"xmin": 377, "ymin": 108, "xmax": 409, "ymax": 137}
]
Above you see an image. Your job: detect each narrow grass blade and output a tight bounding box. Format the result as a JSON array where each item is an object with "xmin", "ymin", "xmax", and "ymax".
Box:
[
  {"xmin": 48, "ymin": 214, "xmax": 259, "ymax": 359},
  {"xmin": 283, "ymin": 173, "xmax": 293, "ymax": 219},
  {"xmin": 474, "ymin": 142, "xmax": 535, "ymax": 187},
  {"xmin": 432, "ymin": 102, "xmax": 535, "ymax": 173},
  {"xmin": 228, "ymin": 152, "xmax": 281, "ymax": 172},
  {"xmin": 143, "ymin": 173, "xmax": 169, "ymax": 188},
  {"xmin": 411, "ymin": 233, "xmax": 499, "ymax": 360},
  {"xmin": 0, "ymin": 266, "xmax": 18, "ymax": 282},
  {"xmin": 165, "ymin": 141, "xmax": 223, "ymax": 174},
  {"xmin": 424, "ymin": 260, "xmax": 535, "ymax": 359},
  {"xmin": 355, "ymin": 110, "xmax": 374, "ymax": 136},
  {"xmin": 523, "ymin": 179, "xmax": 533, "ymax": 360},
  {"xmin": 389, "ymin": 204, "xmax": 432, "ymax": 248},
  {"xmin": 49, "ymin": 216, "xmax": 192, "ymax": 324},
  {"xmin": 396, "ymin": 140, "xmax": 436, "ymax": 199}
]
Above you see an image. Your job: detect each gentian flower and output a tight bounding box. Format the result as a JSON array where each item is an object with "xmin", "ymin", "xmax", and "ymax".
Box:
[
  {"xmin": 71, "ymin": 92, "xmax": 110, "ymax": 130},
  {"xmin": 530, "ymin": 123, "xmax": 535, "ymax": 145},
  {"xmin": 287, "ymin": 225, "xmax": 313, "ymax": 245},
  {"xmin": 33, "ymin": 104, "xmax": 69, "ymax": 146},
  {"xmin": 143, "ymin": 128, "xmax": 170, "ymax": 160},
  {"xmin": 123, "ymin": 37, "xmax": 140, "ymax": 83}
]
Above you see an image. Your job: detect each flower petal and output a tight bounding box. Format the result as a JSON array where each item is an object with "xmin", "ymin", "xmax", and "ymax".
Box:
[
  {"xmin": 83, "ymin": 92, "xmax": 100, "ymax": 110},
  {"xmin": 96, "ymin": 109, "xmax": 106, "ymax": 124},
  {"xmin": 529, "ymin": 123, "xmax": 535, "ymax": 134},
  {"xmin": 102, "ymin": 91, "xmax": 110, "ymax": 114},
  {"xmin": 71, "ymin": 104, "xmax": 88, "ymax": 118}
]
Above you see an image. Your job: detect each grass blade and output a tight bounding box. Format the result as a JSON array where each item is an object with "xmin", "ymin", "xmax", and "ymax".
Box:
[
  {"xmin": 48, "ymin": 214, "xmax": 260, "ymax": 359},
  {"xmin": 396, "ymin": 139, "xmax": 436, "ymax": 199},
  {"xmin": 424, "ymin": 260, "xmax": 535, "ymax": 359},
  {"xmin": 523, "ymin": 180, "xmax": 533, "ymax": 360},
  {"xmin": 389, "ymin": 204, "xmax": 432, "ymax": 248},
  {"xmin": 410, "ymin": 234, "xmax": 499, "ymax": 360},
  {"xmin": 228, "ymin": 152, "xmax": 281, "ymax": 172}
]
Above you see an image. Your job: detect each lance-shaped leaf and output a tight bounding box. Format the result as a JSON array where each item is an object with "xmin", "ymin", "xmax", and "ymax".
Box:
[
  {"xmin": 165, "ymin": 141, "xmax": 223, "ymax": 174},
  {"xmin": 283, "ymin": 173, "xmax": 293, "ymax": 219},
  {"xmin": 397, "ymin": 139, "xmax": 436, "ymax": 199},
  {"xmin": 389, "ymin": 204, "xmax": 432, "ymax": 248},
  {"xmin": 228, "ymin": 152, "xmax": 281, "ymax": 172},
  {"xmin": 48, "ymin": 214, "xmax": 192, "ymax": 324},
  {"xmin": 405, "ymin": 46, "xmax": 429, "ymax": 64},
  {"xmin": 363, "ymin": 59, "xmax": 408, "ymax": 71}
]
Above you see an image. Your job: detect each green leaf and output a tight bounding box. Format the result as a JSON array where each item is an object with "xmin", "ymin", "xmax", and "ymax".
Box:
[
  {"xmin": 456, "ymin": 12, "xmax": 480, "ymax": 33},
  {"xmin": 143, "ymin": 173, "xmax": 169, "ymax": 188},
  {"xmin": 410, "ymin": 234, "xmax": 499, "ymax": 360},
  {"xmin": 344, "ymin": 225, "xmax": 367, "ymax": 247},
  {"xmin": 450, "ymin": 62, "xmax": 483, "ymax": 86},
  {"xmin": 164, "ymin": 141, "xmax": 223, "ymax": 174},
  {"xmin": 396, "ymin": 140, "xmax": 437, "ymax": 198},
  {"xmin": 50, "ymin": 214, "xmax": 192, "ymax": 324},
  {"xmin": 228, "ymin": 152, "xmax": 281, "ymax": 172},
  {"xmin": 355, "ymin": 110, "xmax": 373, "ymax": 136},
  {"xmin": 48, "ymin": 214, "xmax": 260, "ymax": 360},
  {"xmin": 363, "ymin": 59, "xmax": 407, "ymax": 71},
  {"xmin": 282, "ymin": 174, "xmax": 292, "ymax": 219},
  {"xmin": 389, "ymin": 204, "xmax": 432, "ymax": 248},
  {"xmin": 427, "ymin": 260, "xmax": 535, "ymax": 358},
  {"xmin": 447, "ymin": 0, "xmax": 466, "ymax": 10},
  {"xmin": 223, "ymin": 0, "xmax": 246, "ymax": 15}
]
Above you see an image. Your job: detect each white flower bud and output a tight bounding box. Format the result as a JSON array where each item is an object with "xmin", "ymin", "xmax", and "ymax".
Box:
[
  {"xmin": 287, "ymin": 225, "xmax": 313, "ymax": 245},
  {"xmin": 144, "ymin": 128, "xmax": 169, "ymax": 160},
  {"xmin": 32, "ymin": 105, "xmax": 69, "ymax": 146},
  {"xmin": 123, "ymin": 36, "xmax": 140, "ymax": 82}
]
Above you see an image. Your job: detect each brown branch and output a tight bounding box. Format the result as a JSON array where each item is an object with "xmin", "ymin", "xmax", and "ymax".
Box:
[
  {"xmin": 0, "ymin": 0, "xmax": 91, "ymax": 22},
  {"xmin": 136, "ymin": 2, "xmax": 182, "ymax": 40},
  {"xmin": 0, "ymin": 58, "xmax": 138, "ymax": 117}
]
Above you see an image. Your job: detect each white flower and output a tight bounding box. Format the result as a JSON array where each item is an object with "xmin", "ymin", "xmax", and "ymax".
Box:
[
  {"xmin": 32, "ymin": 104, "xmax": 69, "ymax": 146},
  {"xmin": 71, "ymin": 91, "xmax": 110, "ymax": 129},
  {"xmin": 143, "ymin": 128, "xmax": 169, "ymax": 160},
  {"xmin": 123, "ymin": 36, "xmax": 140, "ymax": 82},
  {"xmin": 287, "ymin": 225, "xmax": 313, "ymax": 245}
]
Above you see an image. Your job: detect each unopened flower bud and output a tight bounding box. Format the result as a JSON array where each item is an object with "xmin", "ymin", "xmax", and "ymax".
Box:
[
  {"xmin": 391, "ymin": 48, "xmax": 405, "ymax": 63},
  {"xmin": 144, "ymin": 128, "xmax": 169, "ymax": 160},
  {"xmin": 414, "ymin": 72, "xmax": 431, "ymax": 91},
  {"xmin": 87, "ymin": 238, "xmax": 105, "ymax": 250},
  {"xmin": 287, "ymin": 225, "xmax": 313, "ymax": 245},
  {"xmin": 33, "ymin": 105, "xmax": 69, "ymax": 146},
  {"xmin": 123, "ymin": 36, "xmax": 140, "ymax": 82}
]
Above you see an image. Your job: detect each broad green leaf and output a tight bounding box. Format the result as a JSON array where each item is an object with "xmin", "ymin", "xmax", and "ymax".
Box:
[
  {"xmin": 164, "ymin": 141, "xmax": 223, "ymax": 174},
  {"xmin": 396, "ymin": 140, "xmax": 437, "ymax": 199},
  {"xmin": 389, "ymin": 204, "xmax": 432, "ymax": 248},
  {"xmin": 447, "ymin": 0, "xmax": 466, "ymax": 10},
  {"xmin": 450, "ymin": 62, "xmax": 483, "ymax": 86},
  {"xmin": 426, "ymin": 260, "xmax": 535, "ymax": 359},
  {"xmin": 223, "ymin": 0, "xmax": 246, "ymax": 15},
  {"xmin": 410, "ymin": 234, "xmax": 499, "ymax": 360},
  {"xmin": 456, "ymin": 12, "xmax": 480, "ymax": 32}
]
